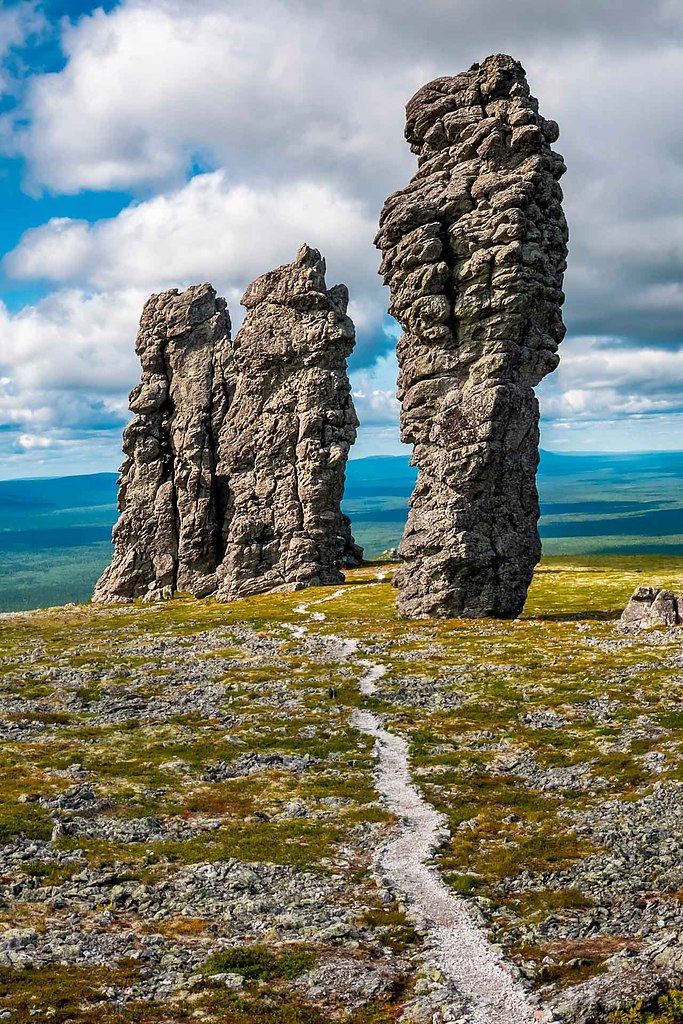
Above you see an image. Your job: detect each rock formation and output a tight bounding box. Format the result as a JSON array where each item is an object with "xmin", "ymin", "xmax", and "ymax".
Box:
[
  {"xmin": 375, "ymin": 53, "xmax": 568, "ymax": 618},
  {"xmin": 620, "ymin": 586, "xmax": 683, "ymax": 628},
  {"xmin": 215, "ymin": 244, "xmax": 362, "ymax": 600},
  {"xmin": 93, "ymin": 284, "xmax": 233, "ymax": 604},
  {"xmin": 93, "ymin": 246, "xmax": 362, "ymax": 605}
]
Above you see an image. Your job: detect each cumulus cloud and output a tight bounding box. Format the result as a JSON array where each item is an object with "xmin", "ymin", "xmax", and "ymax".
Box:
[
  {"xmin": 1, "ymin": 0, "xmax": 683, "ymax": 465},
  {"xmin": 350, "ymin": 350, "xmax": 400, "ymax": 427},
  {"xmin": 7, "ymin": 1, "xmax": 683, "ymax": 349},
  {"xmin": 0, "ymin": 2, "xmax": 43, "ymax": 92},
  {"xmin": 8, "ymin": 0, "xmax": 417, "ymax": 197},
  {"xmin": 4, "ymin": 171, "xmax": 381, "ymax": 347},
  {"xmin": 0, "ymin": 283, "xmax": 145, "ymax": 476},
  {"xmin": 9, "ymin": 0, "xmax": 683, "ymax": 194},
  {"xmin": 538, "ymin": 336, "xmax": 683, "ymax": 422}
]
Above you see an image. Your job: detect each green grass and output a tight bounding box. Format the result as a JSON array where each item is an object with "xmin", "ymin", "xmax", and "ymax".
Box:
[
  {"xmin": 1, "ymin": 555, "xmax": 682, "ymax": 1013},
  {"xmin": 202, "ymin": 944, "xmax": 317, "ymax": 981}
]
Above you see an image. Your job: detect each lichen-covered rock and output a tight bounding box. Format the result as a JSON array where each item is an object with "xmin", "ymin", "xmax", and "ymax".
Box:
[
  {"xmin": 93, "ymin": 248, "xmax": 362, "ymax": 605},
  {"xmin": 375, "ymin": 54, "xmax": 568, "ymax": 618},
  {"xmin": 215, "ymin": 244, "xmax": 361, "ymax": 600},
  {"xmin": 620, "ymin": 586, "xmax": 682, "ymax": 628},
  {"xmin": 93, "ymin": 284, "xmax": 233, "ymax": 604}
]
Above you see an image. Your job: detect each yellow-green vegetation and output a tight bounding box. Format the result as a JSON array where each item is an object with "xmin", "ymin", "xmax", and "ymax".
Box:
[
  {"xmin": 0, "ymin": 962, "xmax": 155, "ymax": 1024},
  {"xmin": 0, "ymin": 961, "xmax": 407, "ymax": 1024},
  {"xmin": 202, "ymin": 943, "xmax": 317, "ymax": 980},
  {"xmin": 0, "ymin": 554, "xmax": 682, "ymax": 1020},
  {"xmin": 611, "ymin": 989, "xmax": 683, "ymax": 1022}
]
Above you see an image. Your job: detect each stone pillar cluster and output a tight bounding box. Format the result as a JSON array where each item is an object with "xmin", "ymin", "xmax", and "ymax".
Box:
[
  {"xmin": 97, "ymin": 54, "xmax": 568, "ymax": 619},
  {"xmin": 93, "ymin": 245, "xmax": 362, "ymax": 604}
]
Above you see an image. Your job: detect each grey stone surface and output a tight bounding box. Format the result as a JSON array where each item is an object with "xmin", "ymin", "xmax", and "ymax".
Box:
[
  {"xmin": 93, "ymin": 284, "xmax": 233, "ymax": 604},
  {"xmin": 620, "ymin": 585, "xmax": 682, "ymax": 628},
  {"xmin": 375, "ymin": 53, "xmax": 568, "ymax": 619},
  {"xmin": 215, "ymin": 244, "xmax": 362, "ymax": 600},
  {"xmin": 93, "ymin": 247, "xmax": 361, "ymax": 605}
]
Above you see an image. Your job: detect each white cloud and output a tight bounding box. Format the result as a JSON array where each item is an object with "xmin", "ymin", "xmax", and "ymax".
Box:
[
  {"xmin": 5, "ymin": 0, "xmax": 682, "ymax": 350},
  {"xmin": 537, "ymin": 336, "xmax": 683, "ymax": 434},
  {"xmin": 350, "ymin": 350, "xmax": 400, "ymax": 427},
  {"xmin": 0, "ymin": 287, "xmax": 145, "ymax": 449},
  {"xmin": 8, "ymin": 1, "xmax": 417, "ymax": 197},
  {"xmin": 0, "ymin": 2, "xmax": 43, "ymax": 95},
  {"xmin": 4, "ymin": 171, "xmax": 380, "ymax": 342},
  {"xmin": 2, "ymin": 0, "xmax": 683, "ymax": 470},
  {"xmin": 18, "ymin": 432, "xmax": 53, "ymax": 449}
]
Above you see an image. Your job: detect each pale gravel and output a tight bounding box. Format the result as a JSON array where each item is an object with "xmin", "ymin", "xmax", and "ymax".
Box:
[
  {"xmin": 293, "ymin": 577, "xmax": 555, "ymax": 1023},
  {"xmin": 352, "ymin": 706, "xmax": 554, "ymax": 1024}
]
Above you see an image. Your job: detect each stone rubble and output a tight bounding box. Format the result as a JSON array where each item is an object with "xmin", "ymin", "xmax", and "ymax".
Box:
[
  {"xmin": 375, "ymin": 53, "xmax": 568, "ymax": 619},
  {"xmin": 0, "ymin": 613, "xmax": 413, "ymax": 1016}
]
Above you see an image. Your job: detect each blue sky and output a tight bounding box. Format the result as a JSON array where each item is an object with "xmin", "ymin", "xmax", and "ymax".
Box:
[{"xmin": 0, "ymin": 0, "xmax": 682, "ymax": 478}]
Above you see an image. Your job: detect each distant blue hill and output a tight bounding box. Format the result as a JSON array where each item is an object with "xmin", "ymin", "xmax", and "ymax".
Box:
[{"xmin": 0, "ymin": 450, "xmax": 681, "ymax": 611}]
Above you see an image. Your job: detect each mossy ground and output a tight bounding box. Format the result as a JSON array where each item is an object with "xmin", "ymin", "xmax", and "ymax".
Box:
[{"xmin": 0, "ymin": 554, "xmax": 682, "ymax": 1020}]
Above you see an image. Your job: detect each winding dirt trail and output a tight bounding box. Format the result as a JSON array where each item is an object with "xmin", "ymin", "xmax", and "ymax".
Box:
[{"xmin": 290, "ymin": 578, "xmax": 554, "ymax": 1024}]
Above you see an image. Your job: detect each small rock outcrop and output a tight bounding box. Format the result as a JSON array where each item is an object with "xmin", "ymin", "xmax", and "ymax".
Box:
[
  {"xmin": 93, "ymin": 284, "xmax": 233, "ymax": 604},
  {"xmin": 620, "ymin": 586, "xmax": 683, "ymax": 628},
  {"xmin": 94, "ymin": 247, "xmax": 362, "ymax": 605},
  {"xmin": 375, "ymin": 54, "xmax": 568, "ymax": 618},
  {"xmin": 215, "ymin": 245, "xmax": 362, "ymax": 600}
]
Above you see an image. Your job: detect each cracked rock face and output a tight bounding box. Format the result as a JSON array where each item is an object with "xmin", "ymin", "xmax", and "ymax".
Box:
[
  {"xmin": 93, "ymin": 284, "xmax": 233, "ymax": 604},
  {"xmin": 94, "ymin": 247, "xmax": 361, "ymax": 605},
  {"xmin": 375, "ymin": 53, "xmax": 568, "ymax": 618},
  {"xmin": 216, "ymin": 244, "xmax": 362, "ymax": 600},
  {"xmin": 620, "ymin": 586, "xmax": 683, "ymax": 629}
]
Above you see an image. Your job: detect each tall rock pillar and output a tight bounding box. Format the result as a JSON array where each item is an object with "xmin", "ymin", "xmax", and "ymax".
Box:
[
  {"xmin": 375, "ymin": 54, "xmax": 568, "ymax": 618},
  {"xmin": 93, "ymin": 284, "xmax": 233, "ymax": 603},
  {"xmin": 215, "ymin": 244, "xmax": 362, "ymax": 600}
]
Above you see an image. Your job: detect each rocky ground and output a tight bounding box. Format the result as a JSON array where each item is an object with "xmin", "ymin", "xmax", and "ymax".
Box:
[{"xmin": 1, "ymin": 556, "xmax": 683, "ymax": 1023}]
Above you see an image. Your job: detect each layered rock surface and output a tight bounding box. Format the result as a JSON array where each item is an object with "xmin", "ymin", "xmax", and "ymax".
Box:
[
  {"xmin": 94, "ymin": 246, "xmax": 361, "ymax": 604},
  {"xmin": 216, "ymin": 245, "xmax": 362, "ymax": 600},
  {"xmin": 620, "ymin": 586, "xmax": 683, "ymax": 628},
  {"xmin": 93, "ymin": 284, "xmax": 233, "ymax": 604},
  {"xmin": 376, "ymin": 53, "xmax": 568, "ymax": 618}
]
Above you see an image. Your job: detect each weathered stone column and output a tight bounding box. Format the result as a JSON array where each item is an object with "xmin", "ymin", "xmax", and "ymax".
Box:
[
  {"xmin": 376, "ymin": 54, "xmax": 568, "ymax": 618},
  {"xmin": 93, "ymin": 284, "xmax": 233, "ymax": 603},
  {"xmin": 215, "ymin": 244, "xmax": 362, "ymax": 600}
]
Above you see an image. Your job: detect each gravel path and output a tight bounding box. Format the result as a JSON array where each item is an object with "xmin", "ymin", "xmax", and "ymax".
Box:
[
  {"xmin": 293, "ymin": 578, "xmax": 555, "ymax": 1023},
  {"xmin": 352, "ymin": 707, "xmax": 553, "ymax": 1023}
]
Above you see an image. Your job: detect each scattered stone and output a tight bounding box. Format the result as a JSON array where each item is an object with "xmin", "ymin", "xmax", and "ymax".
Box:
[
  {"xmin": 488, "ymin": 750, "xmax": 606, "ymax": 794},
  {"xmin": 520, "ymin": 710, "xmax": 567, "ymax": 730},
  {"xmin": 379, "ymin": 547, "xmax": 400, "ymax": 561},
  {"xmin": 206, "ymin": 972, "xmax": 244, "ymax": 989},
  {"xmin": 550, "ymin": 931, "xmax": 683, "ymax": 1024},
  {"xmin": 295, "ymin": 957, "xmax": 393, "ymax": 1009},
  {"xmin": 375, "ymin": 54, "xmax": 568, "ymax": 618},
  {"xmin": 203, "ymin": 752, "xmax": 318, "ymax": 781}
]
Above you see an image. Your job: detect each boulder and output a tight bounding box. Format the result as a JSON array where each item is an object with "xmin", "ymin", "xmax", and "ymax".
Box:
[{"xmin": 620, "ymin": 586, "xmax": 682, "ymax": 628}]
